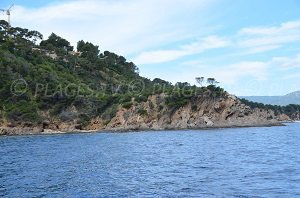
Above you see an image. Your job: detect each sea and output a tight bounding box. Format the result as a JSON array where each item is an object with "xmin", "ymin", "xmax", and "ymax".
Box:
[{"xmin": 0, "ymin": 123, "xmax": 299, "ymax": 197}]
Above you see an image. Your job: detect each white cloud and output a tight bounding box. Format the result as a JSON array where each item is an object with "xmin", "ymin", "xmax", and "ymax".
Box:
[
  {"xmin": 271, "ymin": 53, "xmax": 300, "ymax": 68},
  {"xmin": 133, "ymin": 50, "xmax": 187, "ymax": 65},
  {"xmin": 239, "ymin": 20, "xmax": 300, "ymax": 35},
  {"xmin": 219, "ymin": 61, "xmax": 268, "ymax": 83},
  {"xmin": 134, "ymin": 19, "xmax": 300, "ymax": 65},
  {"xmin": 147, "ymin": 60, "xmax": 269, "ymax": 87},
  {"xmin": 239, "ymin": 45, "xmax": 280, "ymax": 55},
  {"xmin": 133, "ymin": 36, "xmax": 230, "ymax": 64},
  {"xmin": 190, "ymin": 61, "xmax": 269, "ymax": 84},
  {"xmin": 7, "ymin": 0, "xmax": 300, "ymax": 63},
  {"xmin": 179, "ymin": 53, "xmax": 300, "ymax": 86},
  {"xmin": 4, "ymin": 1, "xmax": 300, "ymax": 96},
  {"xmin": 237, "ymin": 20, "xmax": 300, "ymax": 54},
  {"xmin": 9, "ymin": 0, "xmax": 214, "ymax": 56}
]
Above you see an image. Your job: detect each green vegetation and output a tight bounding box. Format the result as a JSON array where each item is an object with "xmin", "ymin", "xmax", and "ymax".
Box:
[
  {"xmin": 0, "ymin": 21, "xmax": 229, "ymax": 125},
  {"xmin": 137, "ymin": 108, "xmax": 148, "ymax": 116},
  {"xmin": 240, "ymin": 98, "xmax": 300, "ymax": 117},
  {"xmin": 134, "ymin": 95, "xmax": 148, "ymax": 103},
  {"xmin": 40, "ymin": 33, "xmax": 73, "ymax": 52},
  {"xmin": 165, "ymin": 85, "xmax": 225, "ymax": 110},
  {"xmin": 165, "ymin": 94, "xmax": 191, "ymax": 109},
  {"xmin": 122, "ymin": 102, "xmax": 133, "ymax": 109}
]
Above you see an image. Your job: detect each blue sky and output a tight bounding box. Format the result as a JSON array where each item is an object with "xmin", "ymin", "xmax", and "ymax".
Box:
[{"xmin": 1, "ymin": 0, "xmax": 300, "ymax": 96}]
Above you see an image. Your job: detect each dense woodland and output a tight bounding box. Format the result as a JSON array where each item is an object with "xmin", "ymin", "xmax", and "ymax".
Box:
[{"xmin": 0, "ymin": 21, "xmax": 299, "ymax": 126}]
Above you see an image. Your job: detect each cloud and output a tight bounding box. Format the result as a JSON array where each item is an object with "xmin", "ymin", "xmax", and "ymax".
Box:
[
  {"xmin": 180, "ymin": 53, "xmax": 300, "ymax": 86},
  {"xmin": 218, "ymin": 61, "xmax": 268, "ymax": 83},
  {"xmin": 237, "ymin": 20, "xmax": 300, "ymax": 54},
  {"xmin": 8, "ymin": 0, "xmax": 300, "ymax": 63},
  {"xmin": 133, "ymin": 36, "xmax": 230, "ymax": 64},
  {"xmin": 134, "ymin": 19, "xmax": 300, "ymax": 65},
  {"xmin": 238, "ymin": 20, "xmax": 300, "ymax": 35},
  {"xmin": 238, "ymin": 45, "xmax": 281, "ymax": 55},
  {"xmin": 189, "ymin": 61, "xmax": 269, "ymax": 84},
  {"xmin": 10, "ymin": 0, "xmax": 214, "ymax": 56},
  {"xmin": 271, "ymin": 53, "xmax": 300, "ymax": 68},
  {"xmin": 5, "ymin": 0, "xmax": 300, "ymax": 96}
]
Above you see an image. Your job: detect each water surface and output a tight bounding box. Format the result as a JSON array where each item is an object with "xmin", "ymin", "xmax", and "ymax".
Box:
[{"xmin": 0, "ymin": 124, "xmax": 300, "ymax": 197}]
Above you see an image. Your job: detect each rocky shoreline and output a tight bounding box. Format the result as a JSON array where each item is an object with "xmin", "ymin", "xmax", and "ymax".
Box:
[
  {"xmin": 0, "ymin": 93, "xmax": 291, "ymax": 136},
  {"xmin": 0, "ymin": 122, "xmax": 286, "ymax": 136}
]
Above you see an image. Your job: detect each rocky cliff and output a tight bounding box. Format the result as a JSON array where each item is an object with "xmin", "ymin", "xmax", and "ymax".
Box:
[
  {"xmin": 0, "ymin": 92, "xmax": 286, "ymax": 136},
  {"xmin": 0, "ymin": 22, "xmax": 286, "ymax": 136},
  {"xmin": 22, "ymin": 92, "xmax": 281, "ymax": 134},
  {"xmin": 100, "ymin": 93, "xmax": 280, "ymax": 131}
]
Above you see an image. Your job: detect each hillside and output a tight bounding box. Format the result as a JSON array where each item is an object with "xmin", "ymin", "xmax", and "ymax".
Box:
[
  {"xmin": 241, "ymin": 91, "xmax": 300, "ymax": 106},
  {"xmin": 0, "ymin": 21, "xmax": 294, "ymax": 135}
]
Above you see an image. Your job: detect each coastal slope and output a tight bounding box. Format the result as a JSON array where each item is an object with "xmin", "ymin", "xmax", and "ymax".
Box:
[
  {"xmin": 0, "ymin": 92, "xmax": 283, "ymax": 135},
  {"xmin": 0, "ymin": 21, "xmax": 291, "ymax": 135}
]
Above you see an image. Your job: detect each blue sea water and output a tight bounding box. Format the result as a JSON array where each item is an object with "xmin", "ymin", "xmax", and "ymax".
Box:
[{"xmin": 0, "ymin": 123, "xmax": 300, "ymax": 197}]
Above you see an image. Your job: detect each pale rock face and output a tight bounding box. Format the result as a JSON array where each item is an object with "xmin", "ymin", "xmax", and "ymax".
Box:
[
  {"xmin": 277, "ymin": 114, "xmax": 291, "ymax": 121},
  {"xmin": 0, "ymin": 127, "xmax": 42, "ymax": 135},
  {"xmin": 100, "ymin": 93, "xmax": 281, "ymax": 131},
  {"xmin": 0, "ymin": 92, "xmax": 286, "ymax": 134},
  {"xmin": 203, "ymin": 116, "xmax": 214, "ymax": 126}
]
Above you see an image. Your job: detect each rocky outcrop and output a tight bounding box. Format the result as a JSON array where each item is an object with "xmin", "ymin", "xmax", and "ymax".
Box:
[
  {"xmin": 277, "ymin": 114, "xmax": 291, "ymax": 121},
  {"xmin": 98, "ymin": 93, "xmax": 281, "ymax": 131},
  {"xmin": 0, "ymin": 127, "xmax": 43, "ymax": 136},
  {"xmin": 0, "ymin": 93, "xmax": 285, "ymax": 135},
  {"xmin": 290, "ymin": 112, "xmax": 300, "ymax": 120}
]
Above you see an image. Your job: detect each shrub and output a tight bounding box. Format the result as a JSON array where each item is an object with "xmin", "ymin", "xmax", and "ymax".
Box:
[
  {"xmin": 119, "ymin": 94, "xmax": 132, "ymax": 103},
  {"xmin": 137, "ymin": 108, "xmax": 148, "ymax": 116},
  {"xmin": 165, "ymin": 93, "xmax": 191, "ymax": 109},
  {"xmin": 191, "ymin": 105, "xmax": 198, "ymax": 112},
  {"xmin": 6, "ymin": 100, "xmax": 41, "ymax": 123},
  {"xmin": 122, "ymin": 102, "xmax": 133, "ymax": 109},
  {"xmin": 79, "ymin": 114, "xmax": 90, "ymax": 126},
  {"xmin": 101, "ymin": 104, "xmax": 118, "ymax": 120},
  {"xmin": 135, "ymin": 95, "xmax": 148, "ymax": 103}
]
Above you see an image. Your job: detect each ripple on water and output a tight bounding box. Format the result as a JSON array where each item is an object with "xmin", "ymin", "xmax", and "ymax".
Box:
[{"xmin": 0, "ymin": 123, "xmax": 300, "ymax": 197}]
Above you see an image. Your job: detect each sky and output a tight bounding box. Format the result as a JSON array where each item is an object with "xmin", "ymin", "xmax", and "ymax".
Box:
[{"xmin": 1, "ymin": 0, "xmax": 300, "ymax": 96}]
